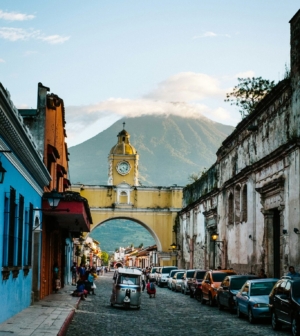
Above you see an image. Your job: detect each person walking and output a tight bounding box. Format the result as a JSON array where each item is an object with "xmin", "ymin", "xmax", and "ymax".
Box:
[
  {"xmin": 141, "ymin": 272, "xmax": 146, "ymax": 292},
  {"xmin": 71, "ymin": 262, "xmax": 77, "ymax": 285},
  {"xmin": 258, "ymin": 269, "xmax": 267, "ymax": 278}
]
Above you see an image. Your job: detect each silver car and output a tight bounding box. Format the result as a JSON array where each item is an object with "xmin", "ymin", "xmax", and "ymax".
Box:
[
  {"xmin": 171, "ymin": 272, "xmax": 185, "ymax": 292},
  {"xmin": 181, "ymin": 269, "xmax": 197, "ymax": 295}
]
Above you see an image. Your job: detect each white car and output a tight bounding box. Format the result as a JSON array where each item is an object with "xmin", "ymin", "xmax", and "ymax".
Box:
[
  {"xmin": 149, "ymin": 267, "xmax": 159, "ymax": 281},
  {"xmin": 157, "ymin": 266, "xmax": 178, "ymax": 287},
  {"xmin": 167, "ymin": 269, "xmax": 185, "ymax": 289}
]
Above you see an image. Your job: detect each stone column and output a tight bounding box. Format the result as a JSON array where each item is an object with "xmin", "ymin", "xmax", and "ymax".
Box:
[{"xmin": 262, "ymin": 210, "xmax": 274, "ymax": 277}]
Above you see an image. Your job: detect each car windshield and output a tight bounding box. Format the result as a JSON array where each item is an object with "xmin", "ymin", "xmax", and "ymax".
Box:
[
  {"xmin": 187, "ymin": 271, "xmax": 195, "ymax": 277},
  {"xmin": 250, "ymin": 281, "xmax": 277, "ymax": 296},
  {"xmin": 176, "ymin": 273, "xmax": 184, "ymax": 279},
  {"xmin": 151, "ymin": 268, "xmax": 157, "ymax": 274},
  {"xmin": 212, "ymin": 273, "xmax": 228, "ymax": 282},
  {"xmin": 118, "ymin": 275, "xmax": 139, "ymax": 285},
  {"xmin": 196, "ymin": 271, "xmax": 206, "ymax": 279},
  {"xmin": 162, "ymin": 267, "xmax": 177, "ymax": 274},
  {"xmin": 231, "ymin": 278, "xmax": 249, "ymax": 290}
]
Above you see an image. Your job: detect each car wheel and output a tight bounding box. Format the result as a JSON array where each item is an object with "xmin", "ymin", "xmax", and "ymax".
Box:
[
  {"xmin": 195, "ymin": 290, "xmax": 201, "ymax": 302},
  {"xmin": 292, "ymin": 317, "xmax": 300, "ymax": 336},
  {"xmin": 236, "ymin": 304, "xmax": 242, "ymax": 318},
  {"xmin": 201, "ymin": 292, "xmax": 206, "ymax": 305},
  {"xmin": 217, "ymin": 297, "xmax": 224, "ymax": 310},
  {"xmin": 248, "ymin": 308, "xmax": 256, "ymax": 324},
  {"xmin": 208, "ymin": 293, "xmax": 215, "ymax": 307},
  {"xmin": 271, "ymin": 311, "xmax": 282, "ymax": 331}
]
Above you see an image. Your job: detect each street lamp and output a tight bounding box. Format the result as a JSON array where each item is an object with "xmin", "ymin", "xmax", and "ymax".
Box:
[
  {"xmin": 43, "ymin": 189, "xmax": 64, "ymax": 209},
  {"xmin": 211, "ymin": 233, "xmax": 223, "ymax": 269}
]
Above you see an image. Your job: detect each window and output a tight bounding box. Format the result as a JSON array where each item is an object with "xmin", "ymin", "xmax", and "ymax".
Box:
[
  {"xmin": 26, "ymin": 203, "xmax": 33, "ymax": 266},
  {"xmin": 17, "ymin": 195, "xmax": 24, "ymax": 266},
  {"xmin": 234, "ymin": 185, "xmax": 241, "ymax": 223},
  {"xmin": 2, "ymin": 196, "xmax": 9, "ymax": 267},
  {"xmin": 242, "ymin": 185, "xmax": 248, "ymax": 222},
  {"xmin": 228, "ymin": 193, "xmax": 234, "ymax": 224},
  {"xmin": 8, "ymin": 187, "xmax": 16, "ymax": 267}
]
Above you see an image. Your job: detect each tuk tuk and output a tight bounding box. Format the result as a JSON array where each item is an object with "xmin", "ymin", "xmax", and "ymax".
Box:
[{"xmin": 110, "ymin": 267, "xmax": 142, "ymax": 309}]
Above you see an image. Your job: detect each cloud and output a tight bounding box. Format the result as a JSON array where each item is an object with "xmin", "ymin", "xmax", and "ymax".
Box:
[
  {"xmin": 0, "ymin": 58, "xmax": 5, "ymax": 63},
  {"xmin": 235, "ymin": 70, "xmax": 255, "ymax": 78},
  {"xmin": 193, "ymin": 31, "xmax": 231, "ymax": 39},
  {"xmin": 0, "ymin": 10, "xmax": 35, "ymax": 21},
  {"xmin": 39, "ymin": 35, "xmax": 70, "ymax": 44},
  {"xmin": 63, "ymin": 72, "xmax": 239, "ymax": 146},
  {"xmin": 145, "ymin": 72, "xmax": 226, "ymax": 102},
  {"xmin": 0, "ymin": 27, "xmax": 70, "ymax": 44}
]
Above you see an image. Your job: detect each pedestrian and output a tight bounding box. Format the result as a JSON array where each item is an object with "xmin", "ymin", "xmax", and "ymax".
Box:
[
  {"xmin": 287, "ymin": 266, "xmax": 300, "ymax": 279},
  {"xmin": 72, "ymin": 279, "xmax": 88, "ymax": 300},
  {"xmin": 146, "ymin": 279, "xmax": 156, "ymax": 298},
  {"xmin": 258, "ymin": 268, "xmax": 267, "ymax": 278},
  {"xmin": 78, "ymin": 262, "xmax": 86, "ymax": 279},
  {"xmin": 71, "ymin": 262, "xmax": 77, "ymax": 285},
  {"xmin": 141, "ymin": 272, "xmax": 146, "ymax": 292},
  {"xmin": 96, "ymin": 266, "xmax": 100, "ymax": 276}
]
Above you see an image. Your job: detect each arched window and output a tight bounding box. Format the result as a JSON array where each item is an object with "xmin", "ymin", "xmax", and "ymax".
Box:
[
  {"xmin": 235, "ymin": 185, "xmax": 241, "ymax": 223},
  {"xmin": 242, "ymin": 184, "xmax": 248, "ymax": 222},
  {"xmin": 228, "ymin": 193, "xmax": 234, "ymax": 224}
]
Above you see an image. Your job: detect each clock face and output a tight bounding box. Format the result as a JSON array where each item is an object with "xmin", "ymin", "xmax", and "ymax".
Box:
[{"xmin": 116, "ymin": 161, "xmax": 131, "ymax": 175}]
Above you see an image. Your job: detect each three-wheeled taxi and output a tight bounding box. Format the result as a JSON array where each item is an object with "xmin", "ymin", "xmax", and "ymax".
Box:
[{"xmin": 110, "ymin": 267, "xmax": 142, "ymax": 309}]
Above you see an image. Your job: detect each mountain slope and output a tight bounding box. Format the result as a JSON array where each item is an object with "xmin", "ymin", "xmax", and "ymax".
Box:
[{"xmin": 68, "ymin": 115, "xmax": 234, "ymax": 186}]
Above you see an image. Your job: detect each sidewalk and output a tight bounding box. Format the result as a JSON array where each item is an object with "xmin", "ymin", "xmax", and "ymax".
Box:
[{"xmin": 0, "ymin": 284, "xmax": 81, "ymax": 336}]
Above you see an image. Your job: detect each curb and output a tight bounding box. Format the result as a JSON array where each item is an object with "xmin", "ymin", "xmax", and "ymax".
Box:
[
  {"xmin": 57, "ymin": 298, "xmax": 81, "ymax": 336},
  {"xmin": 57, "ymin": 309, "xmax": 75, "ymax": 336}
]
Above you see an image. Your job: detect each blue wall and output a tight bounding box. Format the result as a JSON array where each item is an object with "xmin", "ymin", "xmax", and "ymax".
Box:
[{"xmin": 0, "ymin": 153, "xmax": 43, "ymax": 323}]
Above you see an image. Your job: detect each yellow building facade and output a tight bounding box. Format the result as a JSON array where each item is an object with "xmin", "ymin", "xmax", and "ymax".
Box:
[{"xmin": 72, "ymin": 126, "xmax": 183, "ymax": 265}]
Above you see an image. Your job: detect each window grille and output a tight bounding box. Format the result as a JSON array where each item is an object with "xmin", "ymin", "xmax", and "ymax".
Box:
[
  {"xmin": 17, "ymin": 195, "xmax": 24, "ymax": 266},
  {"xmin": 8, "ymin": 187, "xmax": 16, "ymax": 267},
  {"xmin": 2, "ymin": 195, "xmax": 9, "ymax": 267},
  {"xmin": 27, "ymin": 203, "xmax": 33, "ymax": 266}
]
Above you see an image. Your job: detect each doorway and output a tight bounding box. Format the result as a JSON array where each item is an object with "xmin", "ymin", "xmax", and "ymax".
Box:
[{"xmin": 273, "ymin": 208, "xmax": 281, "ymax": 278}]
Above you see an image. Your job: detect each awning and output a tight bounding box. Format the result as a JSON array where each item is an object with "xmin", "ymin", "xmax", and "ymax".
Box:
[{"xmin": 42, "ymin": 191, "xmax": 92, "ymax": 232}]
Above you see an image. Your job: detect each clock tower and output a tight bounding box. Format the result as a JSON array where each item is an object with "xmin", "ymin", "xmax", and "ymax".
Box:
[{"xmin": 108, "ymin": 124, "xmax": 139, "ymax": 186}]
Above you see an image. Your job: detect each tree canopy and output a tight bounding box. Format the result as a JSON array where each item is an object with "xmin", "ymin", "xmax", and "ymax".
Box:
[{"xmin": 225, "ymin": 77, "xmax": 275, "ymax": 118}]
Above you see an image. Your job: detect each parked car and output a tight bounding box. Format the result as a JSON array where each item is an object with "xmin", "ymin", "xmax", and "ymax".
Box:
[
  {"xmin": 149, "ymin": 267, "xmax": 159, "ymax": 281},
  {"xmin": 269, "ymin": 277, "xmax": 300, "ymax": 335},
  {"xmin": 157, "ymin": 266, "xmax": 178, "ymax": 287},
  {"xmin": 181, "ymin": 269, "xmax": 196, "ymax": 295},
  {"xmin": 171, "ymin": 272, "xmax": 185, "ymax": 292},
  {"xmin": 189, "ymin": 270, "xmax": 207, "ymax": 299},
  {"xmin": 201, "ymin": 270, "xmax": 236, "ymax": 306},
  {"xmin": 236, "ymin": 278, "xmax": 278, "ymax": 323},
  {"xmin": 217, "ymin": 275, "xmax": 259, "ymax": 313},
  {"xmin": 167, "ymin": 269, "xmax": 185, "ymax": 290}
]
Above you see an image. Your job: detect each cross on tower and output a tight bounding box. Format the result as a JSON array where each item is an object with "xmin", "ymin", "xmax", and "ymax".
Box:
[{"xmin": 123, "ymin": 122, "xmax": 125, "ymax": 129}]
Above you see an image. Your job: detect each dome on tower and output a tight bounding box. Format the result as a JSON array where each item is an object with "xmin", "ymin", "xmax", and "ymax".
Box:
[{"xmin": 109, "ymin": 128, "xmax": 137, "ymax": 155}]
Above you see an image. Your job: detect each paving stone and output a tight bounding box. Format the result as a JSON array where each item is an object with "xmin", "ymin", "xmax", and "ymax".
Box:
[{"xmin": 66, "ymin": 272, "xmax": 292, "ymax": 336}]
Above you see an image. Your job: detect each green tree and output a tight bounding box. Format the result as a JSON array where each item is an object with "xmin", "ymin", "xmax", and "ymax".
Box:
[
  {"xmin": 225, "ymin": 77, "xmax": 275, "ymax": 118},
  {"xmin": 101, "ymin": 251, "xmax": 109, "ymax": 265},
  {"xmin": 138, "ymin": 243, "xmax": 143, "ymax": 248}
]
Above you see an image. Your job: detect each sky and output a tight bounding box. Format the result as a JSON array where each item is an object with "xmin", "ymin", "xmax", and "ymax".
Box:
[{"xmin": 0, "ymin": 1, "xmax": 299, "ymax": 147}]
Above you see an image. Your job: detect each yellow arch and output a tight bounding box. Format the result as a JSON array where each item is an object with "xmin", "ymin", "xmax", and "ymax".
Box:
[
  {"xmin": 89, "ymin": 216, "xmax": 162, "ymax": 251},
  {"xmin": 72, "ymin": 184, "xmax": 183, "ymax": 265}
]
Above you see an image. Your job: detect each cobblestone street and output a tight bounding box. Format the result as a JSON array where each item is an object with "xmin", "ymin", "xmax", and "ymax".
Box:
[{"xmin": 66, "ymin": 273, "xmax": 291, "ymax": 336}]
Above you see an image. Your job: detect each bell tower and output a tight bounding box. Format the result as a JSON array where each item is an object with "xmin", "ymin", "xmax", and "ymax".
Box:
[{"xmin": 108, "ymin": 123, "xmax": 139, "ymax": 186}]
